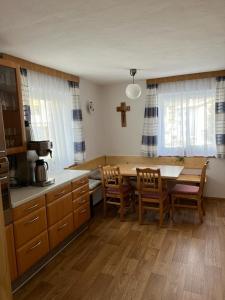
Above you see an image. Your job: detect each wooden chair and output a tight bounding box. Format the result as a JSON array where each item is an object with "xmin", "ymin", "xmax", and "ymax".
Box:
[
  {"xmin": 170, "ymin": 162, "xmax": 208, "ymax": 223},
  {"xmin": 101, "ymin": 165, "xmax": 133, "ymax": 221},
  {"xmin": 136, "ymin": 168, "xmax": 169, "ymax": 227}
]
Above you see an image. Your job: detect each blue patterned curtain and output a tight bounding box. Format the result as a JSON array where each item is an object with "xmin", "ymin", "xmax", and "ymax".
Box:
[
  {"xmin": 141, "ymin": 83, "xmax": 159, "ymax": 157},
  {"xmin": 68, "ymin": 81, "xmax": 86, "ymax": 162},
  {"xmin": 215, "ymin": 76, "xmax": 225, "ymax": 158}
]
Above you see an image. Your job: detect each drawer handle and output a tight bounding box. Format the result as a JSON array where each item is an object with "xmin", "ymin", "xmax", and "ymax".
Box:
[
  {"xmin": 25, "ymin": 216, "xmax": 40, "ymax": 225},
  {"xmin": 55, "ymin": 190, "xmax": 65, "ymax": 198},
  {"xmin": 58, "ymin": 223, "xmax": 68, "ymax": 231},
  {"xmin": 25, "ymin": 204, "xmax": 39, "ymax": 211},
  {"xmin": 80, "ymin": 209, "xmax": 87, "ymax": 214},
  {"xmin": 0, "ymin": 176, "xmax": 7, "ymax": 181},
  {"xmin": 80, "ymin": 190, "xmax": 87, "ymax": 194},
  {"xmin": 27, "ymin": 240, "xmax": 42, "ymax": 252},
  {"xmin": 79, "ymin": 199, "xmax": 86, "ymax": 204}
]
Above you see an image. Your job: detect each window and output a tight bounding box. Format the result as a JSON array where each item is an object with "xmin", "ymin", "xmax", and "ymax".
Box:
[{"xmin": 157, "ymin": 78, "xmax": 216, "ymax": 156}]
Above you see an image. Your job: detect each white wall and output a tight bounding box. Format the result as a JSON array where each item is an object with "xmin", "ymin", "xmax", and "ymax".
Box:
[
  {"xmin": 80, "ymin": 78, "xmax": 106, "ymax": 160},
  {"xmin": 101, "ymin": 81, "xmax": 146, "ymax": 155},
  {"xmin": 100, "ymin": 80, "xmax": 225, "ymax": 198}
]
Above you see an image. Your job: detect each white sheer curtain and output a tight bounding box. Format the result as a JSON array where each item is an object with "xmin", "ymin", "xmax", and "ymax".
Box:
[
  {"xmin": 27, "ymin": 70, "xmax": 74, "ymax": 172},
  {"xmin": 157, "ymin": 78, "xmax": 217, "ymax": 156}
]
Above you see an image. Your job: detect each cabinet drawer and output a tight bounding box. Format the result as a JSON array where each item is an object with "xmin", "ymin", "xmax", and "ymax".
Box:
[
  {"xmin": 47, "ymin": 193, "xmax": 73, "ymax": 226},
  {"xmin": 73, "ymin": 193, "xmax": 89, "ymax": 210},
  {"xmin": 48, "ymin": 213, "xmax": 74, "ymax": 250},
  {"xmin": 16, "ymin": 231, "xmax": 49, "ymax": 275},
  {"xmin": 14, "ymin": 207, "xmax": 47, "ymax": 248},
  {"xmin": 72, "ymin": 177, "xmax": 88, "ymax": 190},
  {"xmin": 46, "ymin": 183, "xmax": 71, "ymax": 204},
  {"xmin": 74, "ymin": 202, "xmax": 90, "ymax": 230},
  {"xmin": 13, "ymin": 195, "xmax": 46, "ymax": 221},
  {"xmin": 72, "ymin": 184, "xmax": 89, "ymax": 200}
]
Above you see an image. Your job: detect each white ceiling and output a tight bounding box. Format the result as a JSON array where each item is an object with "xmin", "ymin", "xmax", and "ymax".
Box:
[{"xmin": 0, "ymin": 0, "xmax": 225, "ymax": 84}]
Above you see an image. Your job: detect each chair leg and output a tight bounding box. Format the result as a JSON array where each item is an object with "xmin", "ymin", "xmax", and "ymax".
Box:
[
  {"xmin": 201, "ymin": 198, "xmax": 206, "ymax": 216},
  {"xmin": 103, "ymin": 194, "xmax": 107, "ymax": 218},
  {"xmin": 139, "ymin": 197, "xmax": 143, "ymax": 225},
  {"xmin": 159, "ymin": 204, "xmax": 164, "ymax": 227},
  {"xmin": 171, "ymin": 195, "xmax": 175, "ymax": 222},
  {"xmin": 120, "ymin": 197, "xmax": 125, "ymax": 221},
  {"xmin": 198, "ymin": 200, "xmax": 203, "ymax": 223}
]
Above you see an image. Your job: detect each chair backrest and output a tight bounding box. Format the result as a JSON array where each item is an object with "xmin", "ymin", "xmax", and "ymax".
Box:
[
  {"xmin": 136, "ymin": 168, "xmax": 163, "ymax": 195},
  {"xmin": 101, "ymin": 165, "xmax": 122, "ymax": 188},
  {"xmin": 198, "ymin": 161, "xmax": 209, "ymax": 196}
]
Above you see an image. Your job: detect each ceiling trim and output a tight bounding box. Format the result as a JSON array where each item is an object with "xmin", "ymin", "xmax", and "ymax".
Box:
[
  {"xmin": 146, "ymin": 70, "xmax": 225, "ymax": 85},
  {"xmin": 0, "ymin": 53, "xmax": 79, "ymax": 83}
]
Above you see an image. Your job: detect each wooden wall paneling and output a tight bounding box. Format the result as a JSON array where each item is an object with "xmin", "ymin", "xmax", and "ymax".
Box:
[
  {"xmin": 0, "ymin": 54, "xmax": 79, "ymax": 83},
  {"xmin": 146, "ymin": 69, "xmax": 225, "ymax": 85},
  {"xmin": 0, "ymin": 186, "xmax": 12, "ymax": 300},
  {"xmin": 68, "ymin": 156, "xmax": 106, "ymax": 170},
  {"xmin": 105, "ymin": 156, "xmax": 206, "ymax": 169}
]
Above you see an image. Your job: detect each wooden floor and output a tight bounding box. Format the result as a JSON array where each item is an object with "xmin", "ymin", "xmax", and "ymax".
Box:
[{"xmin": 14, "ymin": 199, "xmax": 225, "ymax": 300}]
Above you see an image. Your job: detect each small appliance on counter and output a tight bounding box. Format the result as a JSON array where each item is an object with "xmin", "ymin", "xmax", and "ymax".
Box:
[{"xmin": 28, "ymin": 141, "xmax": 55, "ymax": 186}]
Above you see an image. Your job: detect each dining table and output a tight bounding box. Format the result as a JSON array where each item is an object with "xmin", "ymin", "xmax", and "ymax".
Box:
[{"xmin": 117, "ymin": 163, "xmax": 184, "ymax": 180}]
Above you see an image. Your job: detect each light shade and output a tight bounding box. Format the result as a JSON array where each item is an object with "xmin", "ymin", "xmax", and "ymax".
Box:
[{"xmin": 125, "ymin": 83, "xmax": 142, "ymax": 100}]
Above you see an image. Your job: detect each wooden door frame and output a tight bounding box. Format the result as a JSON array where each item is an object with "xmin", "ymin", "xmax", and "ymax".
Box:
[{"xmin": 0, "ymin": 185, "xmax": 12, "ymax": 300}]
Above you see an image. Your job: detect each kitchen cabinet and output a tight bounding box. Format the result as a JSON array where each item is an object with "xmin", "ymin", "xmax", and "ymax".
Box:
[
  {"xmin": 14, "ymin": 207, "xmax": 47, "ymax": 248},
  {"xmin": 72, "ymin": 178, "xmax": 90, "ymax": 230},
  {"xmin": 13, "ymin": 195, "xmax": 49, "ymax": 276},
  {"xmin": 11, "ymin": 175, "xmax": 90, "ymax": 280},
  {"xmin": 16, "ymin": 231, "xmax": 49, "ymax": 275},
  {"xmin": 48, "ymin": 213, "xmax": 74, "ymax": 249},
  {"xmin": 5, "ymin": 224, "xmax": 18, "ymax": 281},
  {"xmin": 0, "ymin": 59, "xmax": 26, "ymax": 155},
  {"xmin": 47, "ymin": 193, "xmax": 73, "ymax": 227}
]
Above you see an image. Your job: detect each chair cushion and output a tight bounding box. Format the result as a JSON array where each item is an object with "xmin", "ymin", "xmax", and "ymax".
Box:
[
  {"xmin": 171, "ymin": 184, "xmax": 199, "ymax": 195},
  {"xmin": 89, "ymin": 179, "xmax": 101, "ymax": 190},
  {"xmin": 106, "ymin": 185, "xmax": 131, "ymax": 195}
]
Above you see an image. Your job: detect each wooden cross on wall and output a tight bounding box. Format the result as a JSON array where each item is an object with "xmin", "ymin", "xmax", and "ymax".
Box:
[{"xmin": 116, "ymin": 102, "xmax": 130, "ymax": 127}]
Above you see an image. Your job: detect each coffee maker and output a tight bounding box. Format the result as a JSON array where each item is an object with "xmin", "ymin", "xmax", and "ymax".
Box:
[{"xmin": 28, "ymin": 141, "xmax": 55, "ymax": 186}]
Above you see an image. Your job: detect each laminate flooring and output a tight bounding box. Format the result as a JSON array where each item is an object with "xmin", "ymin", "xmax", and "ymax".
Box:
[{"xmin": 14, "ymin": 199, "xmax": 225, "ymax": 300}]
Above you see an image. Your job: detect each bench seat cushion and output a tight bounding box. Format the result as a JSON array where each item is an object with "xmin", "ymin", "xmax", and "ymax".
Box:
[{"xmin": 89, "ymin": 179, "xmax": 101, "ymax": 190}]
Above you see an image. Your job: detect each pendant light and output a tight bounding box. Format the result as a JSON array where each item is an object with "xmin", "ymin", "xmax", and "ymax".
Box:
[{"xmin": 125, "ymin": 69, "xmax": 141, "ymax": 100}]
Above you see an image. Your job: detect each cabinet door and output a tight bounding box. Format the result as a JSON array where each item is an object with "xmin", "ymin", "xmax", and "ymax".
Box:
[
  {"xmin": 14, "ymin": 207, "xmax": 47, "ymax": 248},
  {"xmin": 5, "ymin": 224, "xmax": 17, "ymax": 281},
  {"xmin": 48, "ymin": 213, "xmax": 74, "ymax": 250},
  {"xmin": 0, "ymin": 106, "xmax": 6, "ymax": 157},
  {"xmin": 73, "ymin": 202, "xmax": 90, "ymax": 230},
  {"xmin": 0, "ymin": 59, "xmax": 26, "ymax": 155},
  {"xmin": 16, "ymin": 230, "xmax": 49, "ymax": 275},
  {"xmin": 0, "ymin": 186, "xmax": 12, "ymax": 300},
  {"xmin": 47, "ymin": 193, "xmax": 73, "ymax": 226}
]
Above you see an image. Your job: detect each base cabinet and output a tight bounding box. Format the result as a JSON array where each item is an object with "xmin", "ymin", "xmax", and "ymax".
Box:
[
  {"xmin": 74, "ymin": 202, "xmax": 90, "ymax": 230},
  {"xmin": 16, "ymin": 231, "xmax": 49, "ymax": 275},
  {"xmin": 10, "ymin": 176, "xmax": 90, "ymax": 281},
  {"xmin": 48, "ymin": 213, "xmax": 74, "ymax": 249},
  {"xmin": 5, "ymin": 224, "xmax": 18, "ymax": 281}
]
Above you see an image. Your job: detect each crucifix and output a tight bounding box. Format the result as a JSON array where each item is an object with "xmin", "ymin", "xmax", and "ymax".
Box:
[{"xmin": 116, "ymin": 102, "xmax": 130, "ymax": 127}]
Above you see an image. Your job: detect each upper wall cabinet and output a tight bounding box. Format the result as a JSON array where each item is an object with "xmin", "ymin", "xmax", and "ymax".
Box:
[{"xmin": 0, "ymin": 59, "xmax": 26, "ymax": 155}]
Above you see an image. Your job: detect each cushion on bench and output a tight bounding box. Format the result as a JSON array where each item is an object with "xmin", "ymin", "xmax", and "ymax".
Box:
[{"xmin": 89, "ymin": 179, "xmax": 101, "ymax": 191}]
